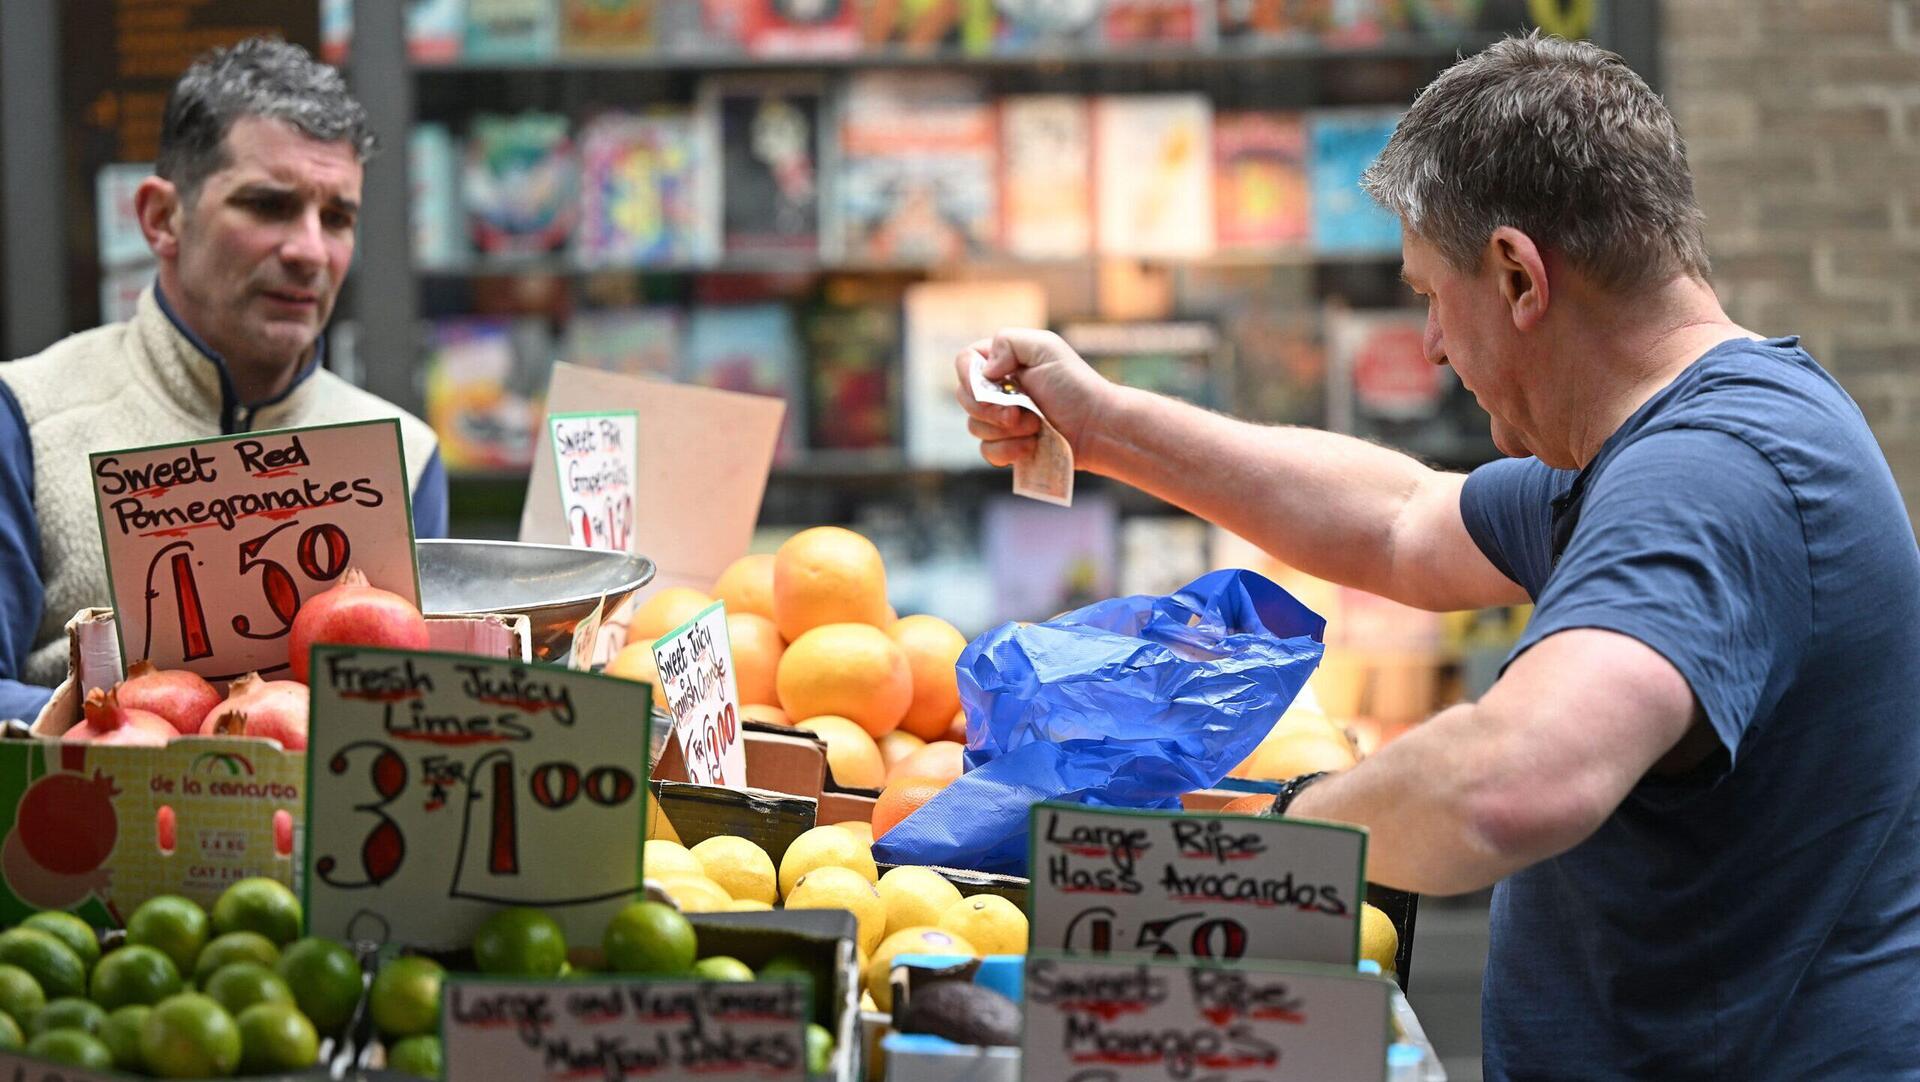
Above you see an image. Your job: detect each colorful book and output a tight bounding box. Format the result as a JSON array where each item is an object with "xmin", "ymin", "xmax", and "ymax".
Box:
[
  {"xmin": 464, "ymin": 113, "xmax": 580, "ymax": 255},
  {"xmin": 902, "ymin": 279, "xmax": 1047, "ymax": 468},
  {"xmin": 1227, "ymin": 304, "xmax": 1325, "ymax": 427},
  {"xmin": 406, "ymin": 0, "xmax": 465, "ymax": 61},
  {"xmin": 1308, "ymin": 109, "xmax": 1402, "ymax": 254},
  {"xmin": 575, "ymin": 110, "xmax": 699, "ymax": 266},
  {"xmin": 981, "ymin": 493, "xmax": 1117, "ymax": 625},
  {"xmin": 855, "ymin": 0, "xmax": 996, "ymax": 52},
  {"xmin": 1103, "ymin": 0, "xmax": 1207, "ymax": 45},
  {"xmin": 1093, "ymin": 95, "xmax": 1215, "ymax": 259},
  {"xmin": 423, "ymin": 317, "xmax": 549, "ymax": 472},
  {"xmin": 1118, "ymin": 515, "xmax": 1211, "ymax": 599},
  {"xmin": 698, "ymin": 76, "xmax": 827, "ymax": 258},
  {"xmin": 1061, "ymin": 321, "xmax": 1224, "ymax": 410},
  {"xmin": 1214, "ymin": 0, "xmax": 1317, "ymax": 41},
  {"xmin": 989, "ymin": 0, "xmax": 1102, "ymax": 50},
  {"xmin": 683, "ymin": 304, "xmax": 805, "ymax": 458},
  {"xmin": 94, "ymin": 163, "xmax": 151, "ymax": 269},
  {"xmin": 999, "ymin": 95, "xmax": 1091, "ymax": 260},
  {"xmin": 1326, "ymin": 306, "xmax": 1494, "ymax": 463},
  {"xmin": 743, "ymin": 0, "xmax": 861, "ymax": 56},
  {"xmin": 836, "ymin": 73, "xmax": 997, "ymax": 265},
  {"xmin": 467, "ymin": 0, "xmax": 560, "ymax": 59},
  {"xmin": 1322, "ymin": 0, "xmax": 1411, "ymax": 44},
  {"xmin": 1214, "ymin": 110, "xmax": 1309, "ymax": 251},
  {"xmin": 563, "ymin": 307, "xmax": 682, "ymax": 380},
  {"xmin": 561, "ymin": 0, "xmax": 655, "ymax": 52},
  {"xmin": 319, "ymin": 0, "xmax": 353, "ymax": 64},
  {"xmin": 803, "ymin": 284, "xmax": 900, "ymax": 450},
  {"xmin": 409, "ymin": 124, "xmax": 463, "ymax": 268}
]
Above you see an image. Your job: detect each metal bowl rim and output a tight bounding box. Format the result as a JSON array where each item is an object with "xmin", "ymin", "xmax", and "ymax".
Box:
[{"xmin": 416, "ymin": 538, "xmax": 657, "ymax": 615}]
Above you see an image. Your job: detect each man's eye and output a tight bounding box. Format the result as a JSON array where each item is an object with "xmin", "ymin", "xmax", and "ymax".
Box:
[{"xmin": 323, "ymin": 209, "xmax": 356, "ymax": 231}]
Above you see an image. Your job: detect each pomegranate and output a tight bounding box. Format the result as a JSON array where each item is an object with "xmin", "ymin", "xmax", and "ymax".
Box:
[
  {"xmin": 116, "ymin": 660, "xmax": 221, "ymax": 735},
  {"xmin": 287, "ymin": 568, "xmax": 429, "ymax": 683},
  {"xmin": 204, "ymin": 672, "xmax": 309, "ymax": 750},
  {"xmin": 15, "ymin": 768, "xmax": 119, "ymax": 875},
  {"xmin": 66, "ymin": 689, "xmax": 174, "ymax": 746}
]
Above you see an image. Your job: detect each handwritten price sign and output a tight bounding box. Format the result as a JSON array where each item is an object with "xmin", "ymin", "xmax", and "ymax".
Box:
[
  {"xmin": 88, "ymin": 420, "xmax": 418, "ymax": 682},
  {"xmin": 441, "ymin": 976, "xmax": 810, "ymax": 1082},
  {"xmin": 1028, "ymin": 803, "xmax": 1367, "ymax": 967},
  {"xmin": 1022, "ymin": 954, "xmax": 1391, "ymax": 1082},
  {"xmin": 304, "ymin": 646, "xmax": 652, "ymax": 950},
  {"xmin": 550, "ymin": 410, "xmax": 637, "ymax": 553},
  {"xmin": 652, "ymin": 601, "xmax": 745, "ymax": 788}
]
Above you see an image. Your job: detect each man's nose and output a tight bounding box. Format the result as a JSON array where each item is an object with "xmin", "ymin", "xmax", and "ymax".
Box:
[
  {"xmin": 280, "ymin": 209, "xmax": 326, "ymax": 269},
  {"xmin": 1424, "ymin": 308, "xmax": 1448, "ymax": 366}
]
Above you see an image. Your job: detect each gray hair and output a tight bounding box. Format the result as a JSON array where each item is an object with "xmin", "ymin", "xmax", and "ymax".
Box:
[
  {"xmin": 157, "ymin": 37, "xmax": 375, "ymax": 202},
  {"xmin": 1361, "ymin": 32, "xmax": 1710, "ymax": 293}
]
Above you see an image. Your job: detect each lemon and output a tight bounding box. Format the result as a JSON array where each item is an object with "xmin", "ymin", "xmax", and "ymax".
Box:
[
  {"xmin": 865, "ymin": 927, "xmax": 975, "ymax": 1013},
  {"xmin": 937, "ymin": 895, "xmax": 1028, "ymax": 956},
  {"xmin": 784, "ymin": 867, "xmax": 885, "ymax": 954},
  {"xmin": 778, "ymin": 826, "xmax": 878, "ymax": 899},
  {"xmin": 1361, "ymin": 902, "xmax": 1399, "ymax": 974},
  {"xmin": 877, "ymin": 867, "xmax": 963, "ymax": 940},
  {"xmin": 689, "ymin": 837, "xmax": 778, "ymax": 906},
  {"xmin": 644, "ymin": 840, "xmax": 704, "ymax": 881},
  {"xmin": 655, "ymin": 876, "xmax": 733, "ymax": 913},
  {"xmin": 726, "ymin": 900, "xmax": 773, "ymax": 912},
  {"xmin": 832, "ymin": 820, "xmax": 875, "ymax": 847}
]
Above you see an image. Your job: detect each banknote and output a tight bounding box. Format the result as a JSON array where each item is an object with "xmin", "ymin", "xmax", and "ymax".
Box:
[{"xmin": 970, "ymin": 353, "xmax": 1074, "ymax": 506}]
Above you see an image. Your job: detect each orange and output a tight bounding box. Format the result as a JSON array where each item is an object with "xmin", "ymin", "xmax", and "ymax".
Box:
[
  {"xmin": 727, "ymin": 612, "xmax": 784, "ymax": 706},
  {"xmin": 1218, "ymin": 793, "xmax": 1277, "ymax": 815},
  {"xmin": 742, "ymin": 703, "xmax": 790, "ymax": 726},
  {"xmin": 1235, "ymin": 731, "xmax": 1358, "ymax": 782},
  {"xmin": 606, "ymin": 639, "xmax": 668, "ymax": 708},
  {"xmin": 887, "ymin": 739, "xmax": 964, "ymax": 786},
  {"xmin": 887, "ymin": 615, "xmax": 968, "ymax": 741},
  {"xmin": 872, "ymin": 776, "xmax": 950, "ymax": 839},
  {"xmin": 630, "ymin": 587, "xmax": 713, "ymax": 641},
  {"xmin": 773, "ymin": 527, "xmax": 890, "ymax": 641},
  {"xmin": 778, "ymin": 624, "xmax": 912, "ymax": 738},
  {"xmin": 876, "ymin": 731, "xmax": 926, "ymax": 773},
  {"xmin": 796, "ymin": 716, "xmax": 887, "ymax": 790},
  {"xmin": 944, "ymin": 710, "xmax": 969, "ymax": 744},
  {"xmin": 712, "ymin": 554, "xmax": 777, "ymax": 622}
]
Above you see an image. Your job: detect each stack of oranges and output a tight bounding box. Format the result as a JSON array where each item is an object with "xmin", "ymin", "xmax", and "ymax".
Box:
[{"xmin": 608, "ymin": 527, "xmax": 969, "ymax": 842}]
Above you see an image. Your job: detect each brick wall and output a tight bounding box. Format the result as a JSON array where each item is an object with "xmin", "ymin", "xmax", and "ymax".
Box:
[{"xmin": 1664, "ymin": 0, "xmax": 1920, "ymax": 519}]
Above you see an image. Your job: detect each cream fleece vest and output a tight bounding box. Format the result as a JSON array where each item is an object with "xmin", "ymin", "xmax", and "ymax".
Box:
[{"xmin": 0, "ymin": 287, "xmax": 438, "ymax": 686}]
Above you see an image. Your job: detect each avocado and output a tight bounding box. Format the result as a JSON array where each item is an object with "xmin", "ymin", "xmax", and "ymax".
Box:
[{"xmin": 898, "ymin": 980, "xmax": 1022, "ymax": 1047}]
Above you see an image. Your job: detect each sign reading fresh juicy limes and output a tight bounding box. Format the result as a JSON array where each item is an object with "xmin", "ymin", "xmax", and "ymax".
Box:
[
  {"xmin": 1028, "ymin": 803, "xmax": 1367, "ymax": 967},
  {"xmin": 88, "ymin": 419, "xmax": 418, "ymax": 682},
  {"xmin": 440, "ymin": 976, "xmax": 810, "ymax": 1081},
  {"xmin": 304, "ymin": 646, "xmax": 651, "ymax": 950},
  {"xmin": 549, "ymin": 410, "xmax": 637, "ymax": 553},
  {"xmin": 1021, "ymin": 953, "xmax": 1392, "ymax": 1082},
  {"xmin": 652, "ymin": 601, "xmax": 746, "ymax": 788}
]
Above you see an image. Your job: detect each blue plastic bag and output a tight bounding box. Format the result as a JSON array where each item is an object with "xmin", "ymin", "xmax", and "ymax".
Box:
[{"xmin": 872, "ymin": 568, "xmax": 1325, "ymax": 876}]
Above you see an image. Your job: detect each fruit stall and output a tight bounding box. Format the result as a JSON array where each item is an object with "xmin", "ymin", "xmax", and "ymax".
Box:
[{"xmin": 0, "ymin": 379, "xmax": 1445, "ymax": 1082}]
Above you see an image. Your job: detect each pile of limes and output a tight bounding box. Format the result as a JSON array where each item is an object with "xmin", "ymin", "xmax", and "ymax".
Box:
[{"xmin": 0, "ymin": 878, "xmax": 370, "ymax": 1078}]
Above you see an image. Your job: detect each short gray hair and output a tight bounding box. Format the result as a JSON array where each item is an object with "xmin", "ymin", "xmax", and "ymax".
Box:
[
  {"xmin": 157, "ymin": 37, "xmax": 375, "ymax": 201},
  {"xmin": 1361, "ymin": 33, "xmax": 1710, "ymax": 293}
]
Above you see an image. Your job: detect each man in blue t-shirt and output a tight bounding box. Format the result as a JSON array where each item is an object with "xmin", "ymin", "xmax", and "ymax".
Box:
[{"xmin": 952, "ymin": 33, "xmax": 1920, "ymax": 1080}]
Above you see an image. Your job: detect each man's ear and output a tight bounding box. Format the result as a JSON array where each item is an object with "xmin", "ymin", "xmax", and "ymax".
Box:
[
  {"xmin": 1487, "ymin": 226, "xmax": 1549, "ymax": 331},
  {"xmin": 134, "ymin": 176, "xmax": 183, "ymax": 261}
]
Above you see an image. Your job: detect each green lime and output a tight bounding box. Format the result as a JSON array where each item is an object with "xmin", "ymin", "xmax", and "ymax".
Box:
[
  {"xmin": 193, "ymin": 931, "xmax": 280, "ymax": 986},
  {"xmin": 0, "ymin": 928, "xmax": 85, "ymax": 999},
  {"xmin": 473, "ymin": 907, "xmax": 568, "ymax": 978},
  {"xmin": 91, "ymin": 944, "xmax": 183, "ymax": 1009},
  {"xmin": 692, "ymin": 955, "xmax": 754, "ymax": 982},
  {"xmin": 211, "ymin": 878, "xmax": 303, "ymax": 946},
  {"xmin": 369, "ymin": 956, "xmax": 444, "ymax": 1040},
  {"xmin": 21, "ymin": 913, "xmax": 101, "ymax": 972},
  {"xmin": 757, "ymin": 954, "xmax": 814, "ymax": 984},
  {"xmin": 30, "ymin": 996, "xmax": 107, "ymax": 1038},
  {"xmin": 0, "ymin": 1010, "xmax": 18, "ymax": 1050},
  {"xmin": 806, "ymin": 1022, "xmax": 834, "ymax": 1075},
  {"xmin": 236, "ymin": 1001, "xmax": 318, "ymax": 1073},
  {"xmin": 0, "ymin": 963, "xmax": 46, "ymax": 1029},
  {"xmin": 100, "ymin": 1004, "xmax": 151, "ymax": 1072},
  {"xmin": 139, "ymin": 993, "xmax": 241, "ymax": 1078},
  {"xmin": 388, "ymin": 1033, "xmax": 444, "ymax": 1079},
  {"xmin": 25, "ymin": 1028, "xmax": 112, "ymax": 1069},
  {"xmin": 602, "ymin": 902, "xmax": 696, "ymax": 976},
  {"xmin": 202, "ymin": 962, "xmax": 293, "ymax": 1017},
  {"xmin": 126, "ymin": 895, "xmax": 211, "ymax": 976},
  {"xmin": 275, "ymin": 937, "xmax": 363, "ymax": 1034}
]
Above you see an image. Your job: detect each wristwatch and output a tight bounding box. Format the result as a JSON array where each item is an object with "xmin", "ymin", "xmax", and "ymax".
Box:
[{"xmin": 1270, "ymin": 771, "xmax": 1330, "ymax": 815}]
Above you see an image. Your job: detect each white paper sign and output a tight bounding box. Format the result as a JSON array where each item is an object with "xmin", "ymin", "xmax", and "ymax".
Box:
[
  {"xmin": 442, "ymin": 976, "xmax": 810, "ymax": 1082},
  {"xmin": 1029, "ymin": 804, "xmax": 1366, "ymax": 967},
  {"xmin": 549, "ymin": 410, "xmax": 637, "ymax": 553},
  {"xmin": 651, "ymin": 601, "xmax": 745, "ymax": 788},
  {"xmin": 305, "ymin": 647, "xmax": 651, "ymax": 950},
  {"xmin": 89, "ymin": 420, "xmax": 418, "ymax": 683},
  {"xmin": 1023, "ymin": 954, "xmax": 1391, "ymax": 1082}
]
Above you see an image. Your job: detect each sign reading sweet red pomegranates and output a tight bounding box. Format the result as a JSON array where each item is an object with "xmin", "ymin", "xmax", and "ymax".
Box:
[{"xmin": 88, "ymin": 420, "xmax": 420, "ymax": 685}]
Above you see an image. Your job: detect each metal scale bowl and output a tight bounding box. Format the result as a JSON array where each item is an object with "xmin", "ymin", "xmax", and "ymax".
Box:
[{"xmin": 416, "ymin": 539, "xmax": 655, "ymax": 664}]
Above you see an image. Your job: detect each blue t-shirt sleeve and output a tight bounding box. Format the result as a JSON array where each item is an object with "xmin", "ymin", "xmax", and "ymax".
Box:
[
  {"xmin": 1460, "ymin": 455, "xmax": 1571, "ymax": 598},
  {"xmin": 0, "ymin": 381, "xmax": 52, "ymax": 722},
  {"xmin": 411, "ymin": 448, "xmax": 449, "ymax": 540},
  {"xmin": 1512, "ymin": 428, "xmax": 1811, "ymax": 763}
]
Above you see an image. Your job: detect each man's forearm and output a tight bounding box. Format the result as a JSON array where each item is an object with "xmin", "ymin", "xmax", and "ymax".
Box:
[{"xmin": 1088, "ymin": 387, "xmax": 1443, "ymax": 603}]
